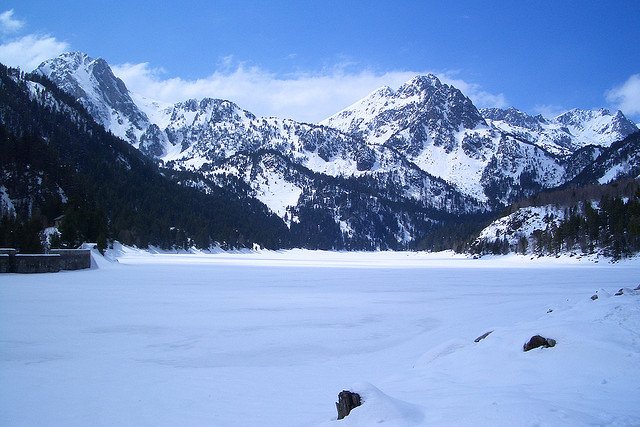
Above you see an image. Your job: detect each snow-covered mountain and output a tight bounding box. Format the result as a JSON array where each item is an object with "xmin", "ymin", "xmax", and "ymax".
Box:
[
  {"xmin": 158, "ymin": 98, "xmax": 376, "ymax": 175},
  {"xmin": 321, "ymin": 75, "xmax": 486, "ymax": 148},
  {"xmin": 482, "ymin": 107, "xmax": 638, "ymax": 155},
  {"xmin": 31, "ymin": 52, "xmax": 640, "ymax": 248},
  {"xmin": 323, "ymin": 77, "xmax": 566, "ymax": 204},
  {"xmin": 35, "ymin": 54, "xmax": 486, "ymax": 220},
  {"xmin": 34, "ymin": 52, "xmax": 167, "ymax": 155}
]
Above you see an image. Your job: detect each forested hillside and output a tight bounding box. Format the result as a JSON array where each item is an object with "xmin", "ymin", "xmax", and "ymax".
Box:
[
  {"xmin": 0, "ymin": 64, "xmax": 289, "ymax": 252},
  {"xmin": 468, "ymin": 178, "xmax": 640, "ymax": 259}
]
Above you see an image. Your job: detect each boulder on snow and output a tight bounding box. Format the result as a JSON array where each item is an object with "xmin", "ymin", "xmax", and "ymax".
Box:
[
  {"xmin": 474, "ymin": 330, "xmax": 493, "ymax": 342},
  {"xmin": 614, "ymin": 288, "xmax": 624, "ymax": 296},
  {"xmin": 523, "ymin": 335, "xmax": 556, "ymax": 352},
  {"xmin": 591, "ymin": 294, "xmax": 599, "ymax": 300},
  {"xmin": 336, "ymin": 390, "xmax": 362, "ymax": 420}
]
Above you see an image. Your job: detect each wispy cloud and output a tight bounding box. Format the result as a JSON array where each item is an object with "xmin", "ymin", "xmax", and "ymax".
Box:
[
  {"xmin": 113, "ymin": 60, "xmax": 508, "ymax": 123},
  {"xmin": 0, "ymin": 34, "xmax": 69, "ymax": 71},
  {"xmin": 0, "ymin": 10, "xmax": 24, "ymax": 35},
  {"xmin": 606, "ymin": 74, "xmax": 640, "ymax": 117},
  {"xmin": 0, "ymin": 10, "xmax": 69, "ymax": 71}
]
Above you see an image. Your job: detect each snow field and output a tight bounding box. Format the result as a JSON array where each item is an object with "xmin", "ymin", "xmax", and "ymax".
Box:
[{"xmin": 1, "ymin": 250, "xmax": 638, "ymax": 426}]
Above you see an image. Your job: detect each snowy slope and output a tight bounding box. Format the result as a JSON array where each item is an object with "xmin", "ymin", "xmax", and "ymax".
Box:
[
  {"xmin": 329, "ymin": 284, "xmax": 640, "ymax": 426},
  {"xmin": 475, "ymin": 205, "xmax": 566, "ymax": 246}
]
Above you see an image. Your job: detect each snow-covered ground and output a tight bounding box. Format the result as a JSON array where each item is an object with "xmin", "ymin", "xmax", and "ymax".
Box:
[{"xmin": 1, "ymin": 249, "xmax": 638, "ymax": 426}]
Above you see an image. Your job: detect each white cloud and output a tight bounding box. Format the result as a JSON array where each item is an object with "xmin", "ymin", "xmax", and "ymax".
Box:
[
  {"xmin": 0, "ymin": 10, "xmax": 24, "ymax": 35},
  {"xmin": 0, "ymin": 9, "xmax": 69, "ymax": 71},
  {"xmin": 606, "ymin": 74, "xmax": 640, "ymax": 117},
  {"xmin": 113, "ymin": 61, "xmax": 508, "ymax": 123},
  {"xmin": 0, "ymin": 10, "xmax": 68, "ymax": 71},
  {"xmin": 0, "ymin": 34, "xmax": 69, "ymax": 71}
]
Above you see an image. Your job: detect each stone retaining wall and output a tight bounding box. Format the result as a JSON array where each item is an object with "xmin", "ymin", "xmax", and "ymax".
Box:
[
  {"xmin": 0, "ymin": 248, "xmax": 92, "ymax": 273},
  {"xmin": 49, "ymin": 249, "xmax": 92, "ymax": 270},
  {"xmin": 0, "ymin": 254, "xmax": 10, "ymax": 273},
  {"xmin": 14, "ymin": 254, "xmax": 61, "ymax": 273},
  {"xmin": 0, "ymin": 249, "xmax": 18, "ymax": 272}
]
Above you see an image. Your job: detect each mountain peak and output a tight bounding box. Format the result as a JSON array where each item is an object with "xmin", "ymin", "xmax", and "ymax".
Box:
[
  {"xmin": 35, "ymin": 51, "xmax": 114, "ymax": 94},
  {"xmin": 321, "ymin": 73, "xmax": 485, "ymax": 154},
  {"xmin": 36, "ymin": 51, "xmax": 100, "ymax": 74},
  {"xmin": 35, "ymin": 51, "xmax": 156, "ymax": 153},
  {"xmin": 408, "ymin": 74, "xmax": 441, "ymax": 87},
  {"xmin": 554, "ymin": 108, "xmax": 638, "ymax": 135},
  {"xmin": 56, "ymin": 50, "xmax": 91, "ymax": 62},
  {"xmin": 397, "ymin": 74, "xmax": 442, "ymax": 98},
  {"xmin": 371, "ymin": 85, "xmax": 395, "ymax": 98},
  {"xmin": 51, "ymin": 50, "xmax": 91, "ymax": 63}
]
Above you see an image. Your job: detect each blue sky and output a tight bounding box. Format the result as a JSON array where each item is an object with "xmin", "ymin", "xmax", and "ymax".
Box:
[{"xmin": 1, "ymin": 1, "xmax": 639, "ymax": 123}]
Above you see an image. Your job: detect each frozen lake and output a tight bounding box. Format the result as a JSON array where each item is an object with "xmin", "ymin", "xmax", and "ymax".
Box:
[{"xmin": 1, "ymin": 250, "xmax": 639, "ymax": 426}]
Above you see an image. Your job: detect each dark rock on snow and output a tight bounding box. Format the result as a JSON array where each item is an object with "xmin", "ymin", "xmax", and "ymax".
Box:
[
  {"xmin": 336, "ymin": 390, "xmax": 362, "ymax": 420},
  {"xmin": 474, "ymin": 330, "xmax": 493, "ymax": 342},
  {"xmin": 523, "ymin": 335, "xmax": 557, "ymax": 352}
]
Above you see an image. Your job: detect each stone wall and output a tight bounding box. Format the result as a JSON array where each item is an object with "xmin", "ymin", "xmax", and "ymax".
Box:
[
  {"xmin": 13, "ymin": 254, "xmax": 61, "ymax": 273},
  {"xmin": 49, "ymin": 249, "xmax": 92, "ymax": 270},
  {"xmin": 1, "ymin": 249, "xmax": 18, "ymax": 272},
  {"xmin": 0, "ymin": 248, "xmax": 92, "ymax": 273},
  {"xmin": 0, "ymin": 254, "xmax": 10, "ymax": 273}
]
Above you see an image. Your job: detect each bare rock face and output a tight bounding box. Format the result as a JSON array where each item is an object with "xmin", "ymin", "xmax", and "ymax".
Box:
[
  {"xmin": 523, "ymin": 335, "xmax": 557, "ymax": 352},
  {"xmin": 336, "ymin": 390, "xmax": 362, "ymax": 420}
]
